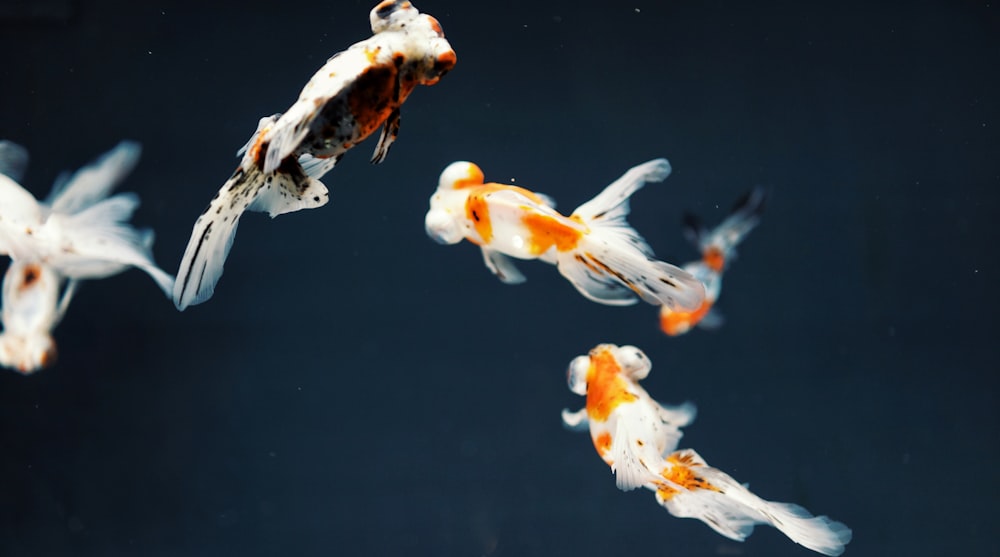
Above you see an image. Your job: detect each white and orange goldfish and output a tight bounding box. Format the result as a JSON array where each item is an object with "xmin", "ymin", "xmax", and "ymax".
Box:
[
  {"xmin": 424, "ymin": 159, "xmax": 705, "ymax": 311},
  {"xmin": 0, "ymin": 260, "xmax": 76, "ymax": 374},
  {"xmin": 659, "ymin": 187, "xmax": 766, "ymax": 336},
  {"xmin": 562, "ymin": 344, "xmax": 852, "ymax": 556},
  {"xmin": 173, "ymin": 0, "xmax": 456, "ymax": 310}
]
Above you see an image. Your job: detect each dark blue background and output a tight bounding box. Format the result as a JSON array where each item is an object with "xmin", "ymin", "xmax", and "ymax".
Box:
[{"xmin": 1, "ymin": 1, "xmax": 996, "ymax": 555}]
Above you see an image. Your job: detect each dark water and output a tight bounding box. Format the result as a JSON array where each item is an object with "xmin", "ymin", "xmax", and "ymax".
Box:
[{"xmin": 0, "ymin": 1, "xmax": 996, "ymax": 555}]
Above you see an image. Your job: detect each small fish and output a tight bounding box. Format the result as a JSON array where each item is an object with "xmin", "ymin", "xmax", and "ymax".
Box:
[
  {"xmin": 0, "ymin": 140, "xmax": 174, "ymax": 295},
  {"xmin": 562, "ymin": 344, "xmax": 852, "ymax": 556},
  {"xmin": 173, "ymin": 0, "xmax": 457, "ymax": 310},
  {"xmin": 424, "ymin": 159, "xmax": 705, "ymax": 311},
  {"xmin": 659, "ymin": 187, "xmax": 766, "ymax": 335},
  {"xmin": 0, "ymin": 260, "xmax": 77, "ymax": 374}
]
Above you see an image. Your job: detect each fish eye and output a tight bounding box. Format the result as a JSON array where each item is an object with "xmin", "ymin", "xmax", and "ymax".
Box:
[
  {"xmin": 567, "ymin": 355, "xmax": 590, "ymax": 395},
  {"xmin": 424, "ymin": 208, "xmax": 461, "ymax": 245},
  {"xmin": 616, "ymin": 345, "xmax": 650, "ymax": 380}
]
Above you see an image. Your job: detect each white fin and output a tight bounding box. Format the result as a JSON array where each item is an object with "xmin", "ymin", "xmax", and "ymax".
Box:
[
  {"xmin": 480, "ymin": 247, "xmax": 526, "ymax": 284},
  {"xmin": 0, "ymin": 140, "xmax": 29, "ymax": 182},
  {"xmin": 556, "ymin": 158, "xmax": 705, "ymax": 310},
  {"xmin": 697, "ymin": 308, "xmax": 725, "ymax": 330},
  {"xmin": 657, "ymin": 400, "xmax": 697, "ymax": 428},
  {"xmin": 609, "ymin": 419, "xmax": 654, "ymax": 492},
  {"xmin": 556, "ymin": 227, "xmax": 705, "ymax": 310},
  {"xmin": 45, "ymin": 141, "xmax": 141, "ymax": 215},
  {"xmin": 173, "ymin": 162, "xmax": 329, "ymax": 310},
  {"xmin": 49, "ymin": 195, "xmax": 174, "ymax": 296},
  {"xmin": 248, "ymin": 172, "xmax": 329, "ymax": 218},
  {"xmin": 370, "ymin": 108, "xmax": 400, "ymax": 164},
  {"xmin": 560, "ymin": 407, "xmax": 590, "ymax": 431},
  {"xmin": 298, "ymin": 153, "xmax": 340, "ymax": 179},
  {"xmin": 572, "ymin": 158, "xmax": 671, "ymax": 225},
  {"xmin": 660, "ymin": 449, "xmax": 852, "ymax": 556}
]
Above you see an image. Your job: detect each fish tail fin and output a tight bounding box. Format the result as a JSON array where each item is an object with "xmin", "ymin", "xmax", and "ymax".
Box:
[
  {"xmin": 55, "ymin": 194, "xmax": 175, "ymax": 297},
  {"xmin": 557, "ymin": 159, "xmax": 704, "ymax": 310},
  {"xmin": 172, "ymin": 158, "xmax": 329, "ymax": 311},
  {"xmin": 657, "ymin": 449, "xmax": 852, "ymax": 556},
  {"xmin": 695, "ymin": 187, "xmax": 767, "ymax": 270}
]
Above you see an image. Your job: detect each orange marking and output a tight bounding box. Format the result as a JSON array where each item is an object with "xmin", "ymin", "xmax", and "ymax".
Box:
[
  {"xmin": 659, "ymin": 300, "xmax": 713, "ymax": 336},
  {"xmin": 345, "ymin": 62, "xmax": 416, "ymax": 141},
  {"xmin": 20, "ymin": 264, "xmax": 41, "ymax": 291},
  {"xmin": 451, "ymin": 164, "xmax": 485, "ymax": 189},
  {"xmin": 593, "ymin": 431, "xmax": 612, "ymax": 457},
  {"xmin": 585, "ymin": 346, "xmax": 638, "ymax": 422},
  {"xmin": 427, "ymin": 16, "xmax": 444, "ymax": 36},
  {"xmin": 703, "ymin": 246, "xmax": 725, "ymax": 273},
  {"xmin": 660, "ymin": 453, "xmax": 721, "ymax": 494},
  {"xmin": 248, "ymin": 127, "xmax": 270, "ymax": 165},
  {"xmin": 466, "ymin": 190, "xmax": 493, "ymax": 244},
  {"xmin": 522, "ymin": 212, "xmax": 584, "ymax": 255}
]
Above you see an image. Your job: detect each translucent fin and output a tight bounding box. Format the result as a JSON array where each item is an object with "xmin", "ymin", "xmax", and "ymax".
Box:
[
  {"xmin": 51, "ymin": 195, "xmax": 174, "ymax": 297},
  {"xmin": 247, "ymin": 172, "xmax": 329, "ymax": 218},
  {"xmin": 299, "ymin": 153, "xmax": 340, "ymax": 180},
  {"xmin": 560, "ymin": 407, "xmax": 590, "ymax": 431},
  {"xmin": 0, "ymin": 140, "xmax": 29, "ymax": 182},
  {"xmin": 697, "ymin": 308, "xmax": 725, "ymax": 330},
  {"xmin": 702, "ymin": 186, "xmax": 767, "ymax": 257},
  {"xmin": 480, "ymin": 247, "xmax": 526, "ymax": 284},
  {"xmin": 173, "ymin": 161, "xmax": 329, "ymax": 310},
  {"xmin": 46, "ymin": 141, "xmax": 141, "ymax": 215},
  {"xmin": 660, "ymin": 449, "xmax": 852, "ymax": 556},
  {"xmin": 610, "ymin": 419, "xmax": 654, "ymax": 492},
  {"xmin": 370, "ymin": 108, "xmax": 400, "ymax": 164},
  {"xmin": 557, "ymin": 231, "xmax": 705, "ymax": 310},
  {"xmin": 571, "ymin": 158, "xmax": 671, "ymax": 225},
  {"xmin": 656, "ymin": 400, "xmax": 697, "ymax": 428}
]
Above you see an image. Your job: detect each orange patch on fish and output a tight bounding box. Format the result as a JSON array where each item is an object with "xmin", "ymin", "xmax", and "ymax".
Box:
[
  {"xmin": 661, "ymin": 453, "xmax": 721, "ymax": 493},
  {"xmin": 660, "ymin": 300, "xmax": 713, "ymax": 336},
  {"xmin": 521, "ymin": 212, "xmax": 584, "ymax": 255},
  {"xmin": 451, "ymin": 164, "xmax": 485, "ymax": 189},
  {"xmin": 466, "ymin": 190, "xmax": 493, "ymax": 244},
  {"xmin": 703, "ymin": 246, "xmax": 725, "ymax": 273},
  {"xmin": 593, "ymin": 431, "xmax": 612, "ymax": 457},
  {"xmin": 585, "ymin": 347, "xmax": 638, "ymax": 422}
]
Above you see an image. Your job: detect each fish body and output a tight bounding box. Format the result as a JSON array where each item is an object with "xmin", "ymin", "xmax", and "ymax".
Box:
[
  {"xmin": 425, "ymin": 159, "xmax": 705, "ymax": 311},
  {"xmin": 659, "ymin": 187, "xmax": 766, "ymax": 335},
  {"xmin": 173, "ymin": 0, "xmax": 456, "ymax": 310},
  {"xmin": 0, "ymin": 260, "xmax": 75, "ymax": 374},
  {"xmin": 562, "ymin": 344, "xmax": 852, "ymax": 556}
]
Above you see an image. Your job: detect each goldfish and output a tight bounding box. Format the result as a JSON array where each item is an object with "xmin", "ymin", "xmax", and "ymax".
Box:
[
  {"xmin": 659, "ymin": 187, "xmax": 766, "ymax": 336},
  {"xmin": 562, "ymin": 344, "xmax": 852, "ymax": 555},
  {"xmin": 173, "ymin": 0, "xmax": 457, "ymax": 310},
  {"xmin": 0, "ymin": 140, "xmax": 173, "ymax": 373},
  {"xmin": 0, "ymin": 260, "xmax": 76, "ymax": 374},
  {"xmin": 424, "ymin": 159, "xmax": 705, "ymax": 311},
  {"xmin": 0, "ymin": 140, "xmax": 174, "ymax": 295}
]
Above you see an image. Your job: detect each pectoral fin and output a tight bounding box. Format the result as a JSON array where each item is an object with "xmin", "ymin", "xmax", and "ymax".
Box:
[{"xmin": 370, "ymin": 108, "xmax": 400, "ymax": 164}]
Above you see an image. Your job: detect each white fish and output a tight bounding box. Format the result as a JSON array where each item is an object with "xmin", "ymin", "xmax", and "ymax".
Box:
[{"xmin": 0, "ymin": 140, "xmax": 173, "ymax": 295}]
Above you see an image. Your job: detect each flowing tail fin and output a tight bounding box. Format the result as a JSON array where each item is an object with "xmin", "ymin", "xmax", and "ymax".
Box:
[
  {"xmin": 172, "ymin": 156, "xmax": 329, "ymax": 311},
  {"xmin": 684, "ymin": 186, "xmax": 767, "ymax": 270},
  {"xmin": 556, "ymin": 159, "xmax": 705, "ymax": 311},
  {"xmin": 48, "ymin": 194, "xmax": 174, "ymax": 297},
  {"xmin": 655, "ymin": 449, "xmax": 852, "ymax": 556}
]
